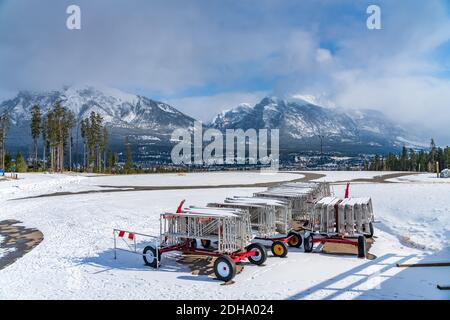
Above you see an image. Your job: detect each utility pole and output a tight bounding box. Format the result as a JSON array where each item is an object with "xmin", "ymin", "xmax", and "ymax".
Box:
[{"xmin": 436, "ymin": 161, "xmax": 440, "ymax": 178}]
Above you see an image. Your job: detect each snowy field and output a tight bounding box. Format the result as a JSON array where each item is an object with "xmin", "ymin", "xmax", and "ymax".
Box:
[
  {"xmin": 305, "ymin": 170, "xmax": 402, "ymax": 182},
  {"xmin": 0, "ymin": 235, "xmax": 14, "ymax": 259},
  {"xmin": 387, "ymin": 172, "xmax": 450, "ymax": 183},
  {"xmin": 0, "ymin": 171, "xmax": 449, "ymax": 299},
  {"xmin": 80, "ymin": 171, "xmax": 304, "ymax": 187}
]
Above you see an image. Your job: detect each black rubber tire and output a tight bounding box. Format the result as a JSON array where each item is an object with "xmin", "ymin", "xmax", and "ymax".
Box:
[
  {"xmin": 246, "ymin": 243, "xmax": 267, "ymax": 265},
  {"xmin": 213, "ymin": 256, "xmax": 236, "ymax": 282},
  {"xmin": 287, "ymin": 231, "xmax": 303, "ymax": 248},
  {"xmin": 358, "ymin": 235, "xmax": 366, "ymax": 258},
  {"xmin": 363, "ymin": 222, "xmax": 374, "ymax": 238},
  {"xmin": 143, "ymin": 246, "xmax": 160, "ymax": 268},
  {"xmin": 201, "ymin": 239, "xmax": 211, "ymax": 249},
  {"xmin": 271, "ymin": 241, "xmax": 288, "ymax": 258},
  {"xmin": 304, "ymin": 234, "xmax": 314, "ymax": 253}
]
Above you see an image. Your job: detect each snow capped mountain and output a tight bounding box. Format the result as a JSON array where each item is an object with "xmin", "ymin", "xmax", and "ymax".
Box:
[
  {"xmin": 1, "ymin": 85, "xmax": 194, "ymax": 130},
  {"xmin": 211, "ymin": 96, "xmax": 425, "ymax": 153},
  {"xmin": 211, "ymin": 103, "xmax": 253, "ymax": 129},
  {"xmin": 0, "ymin": 86, "xmax": 427, "ymax": 158},
  {"xmin": 0, "ymin": 86, "xmax": 196, "ymax": 152}
]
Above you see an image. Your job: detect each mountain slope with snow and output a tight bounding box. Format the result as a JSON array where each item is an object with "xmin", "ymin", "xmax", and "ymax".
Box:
[
  {"xmin": 211, "ymin": 97, "xmax": 426, "ymax": 153},
  {"xmin": 0, "ymin": 86, "xmax": 196, "ymax": 153},
  {"xmin": 0, "ymin": 88, "xmax": 427, "ymax": 158}
]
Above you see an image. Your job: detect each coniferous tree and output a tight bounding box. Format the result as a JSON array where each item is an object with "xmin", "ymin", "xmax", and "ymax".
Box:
[
  {"xmin": 124, "ymin": 136, "xmax": 133, "ymax": 174},
  {"xmin": 45, "ymin": 102, "xmax": 75, "ymax": 173},
  {"xmin": 80, "ymin": 112, "xmax": 106, "ymax": 173},
  {"xmin": 101, "ymin": 126, "xmax": 108, "ymax": 172},
  {"xmin": 30, "ymin": 105, "xmax": 42, "ymax": 170},
  {"xmin": 409, "ymin": 148, "xmax": 416, "ymax": 171},
  {"xmin": 15, "ymin": 153, "xmax": 28, "ymax": 172},
  {"xmin": 365, "ymin": 138, "xmax": 449, "ymax": 173},
  {"xmin": 0, "ymin": 112, "xmax": 9, "ymax": 170},
  {"xmin": 4, "ymin": 152, "xmax": 12, "ymax": 171},
  {"xmin": 400, "ymin": 146, "xmax": 408, "ymax": 171},
  {"xmin": 41, "ymin": 116, "xmax": 48, "ymax": 171},
  {"xmin": 80, "ymin": 118, "xmax": 88, "ymax": 170},
  {"xmin": 107, "ymin": 150, "xmax": 116, "ymax": 173}
]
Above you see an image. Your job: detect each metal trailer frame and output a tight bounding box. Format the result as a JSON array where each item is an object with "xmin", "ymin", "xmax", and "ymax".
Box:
[
  {"xmin": 254, "ymin": 182, "xmax": 330, "ymax": 225},
  {"xmin": 172, "ymin": 206, "xmax": 253, "ymax": 253},
  {"xmin": 207, "ymin": 198, "xmax": 302, "ymax": 258},
  {"xmin": 145, "ymin": 206, "xmax": 268, "ymax": 282},
  {"xmin": 227, "ymin": 196, "xmax": 292, "ymax": 234},
  {"xmin": 222, "ymin": 201, "xmax": 277, "ymax": 237},
  {"xmin": 304, "ymin": 196, "xmax": 375, "ymax": 258}
]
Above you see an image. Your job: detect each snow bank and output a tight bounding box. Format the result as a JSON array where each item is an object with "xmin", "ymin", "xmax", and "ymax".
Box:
[{"xmin": 333, "ymin": 183, "xmax": 450, "ymax": 251}]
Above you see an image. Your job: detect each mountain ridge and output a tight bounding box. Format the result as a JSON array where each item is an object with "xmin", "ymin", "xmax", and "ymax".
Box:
[
  {"xmin": 210, "ymin": 96, "xmax": 427, "ymax": 152},
  {"xmin": 0, "ymin": 86, "xmax": 428, "ymax": 159}
]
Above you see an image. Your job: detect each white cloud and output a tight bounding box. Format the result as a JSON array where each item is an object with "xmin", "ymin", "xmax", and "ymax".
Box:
[
  {"xmin": 166, "ymin": 91, "xmax": 268, "ymax": 123},
  {"xmin": 316, "ymin": 48, "xmax": 332, "ymax": 63},
  {"xmin": 1, "ymin": 0, "xmax": 450, "ymax": 143}
]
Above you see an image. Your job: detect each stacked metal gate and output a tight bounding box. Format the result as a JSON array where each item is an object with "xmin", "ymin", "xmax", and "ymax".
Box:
[
  {"xmin": 254, "ymin": 182, "xmax": 331, "ymax": 222},
  {"xmin": 309, "ymin": 196, "xmax": 374, "ymax": 237},
  {"xmin": 161, "ymin": 207, "xmax": 252, "ymax": 254}
]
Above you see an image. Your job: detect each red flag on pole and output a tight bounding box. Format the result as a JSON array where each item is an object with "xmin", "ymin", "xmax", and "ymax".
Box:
[{"xmin": 176, "ymin": 199, "xmax": 186, "ymax": 213}]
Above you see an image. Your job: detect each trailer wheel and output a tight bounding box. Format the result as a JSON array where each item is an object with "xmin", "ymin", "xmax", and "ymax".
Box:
[
  {"xmin": 214, "ymin": 256, "xmax": 236, "ymax": 282},
  {"xmin": 358, "ymin": 236, "xmax": 366, "ymax": 258},
  {"xmin": 304, "ymin": 234, "xmax": 314, "ymax": 253},
  {"xmin": 143, "ymin": 246, "xmax": 160, "ymax": 268},
  {"xmin": 287, "ymin": 231, "xmax": 302, "ymax": 248},
  {"xmin": 271, "ymin": 241, "xmax": 288, "ymax": 258},
  {"xmin": 364, "ymin": 222, "xmax": 374, "ymax": 238},
  {"xmin": 201, "ymin": 239, "xmax": 211, "ymax": 249},
  {"xmin": 246, "ymin": 243, "xmax": 267, "ymax": 265}
]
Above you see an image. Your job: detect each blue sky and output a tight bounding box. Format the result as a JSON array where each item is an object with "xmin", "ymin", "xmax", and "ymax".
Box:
[{"xmin": 1, "ymin": 0, "xmax": 450, "ymax": 142}]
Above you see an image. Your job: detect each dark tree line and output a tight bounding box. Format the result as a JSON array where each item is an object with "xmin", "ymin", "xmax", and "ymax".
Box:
[
  {"xmin": 367, "ymin": 139, "xmax": 450, "ymax": 172},
  {"xmin": 80, "ymin": 111, "xmax": 109, "ymax": 172},
  {"xmin": 27, "ymin": 103, "xmax": 134, "ymax": 173}
]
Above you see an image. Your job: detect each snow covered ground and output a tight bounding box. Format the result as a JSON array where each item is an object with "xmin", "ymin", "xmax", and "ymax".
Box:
[
  {"xmin": 0, "ymin": 171, "xmax": 303, "ymax": 201},
  {"xmin": 0, "ymin": 171, "xmax": 448, "ymax": 299},
  {"xmin": 0, "ymin": 235, "xmax": 14, "ymax": 259},
  {"xmin": 80, "ymin": 171, "xmax": 304, "ymax": 187},
  {"xmin": 306, "ymin": 170, "xmax": 402, "ymax": 182},
  {"xmin": 387, "ymin": 172, "xmax": 450, "ymax": 183}
]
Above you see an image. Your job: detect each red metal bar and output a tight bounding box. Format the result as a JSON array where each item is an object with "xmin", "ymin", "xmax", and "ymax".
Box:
[
  {"xmin": 160, "ymin": 243, "xmax": 257, "ymax": 263},
  {"xmin": 158, "ymin": 243, "xmax": 190, "ymax": 253},
  {"xmin": 176, "ymin": 199, "xmax": 186, "ymax": 213},
  {"xmin": 230, "ymin": 250, "xmax": 258, "ymax": 263}
]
